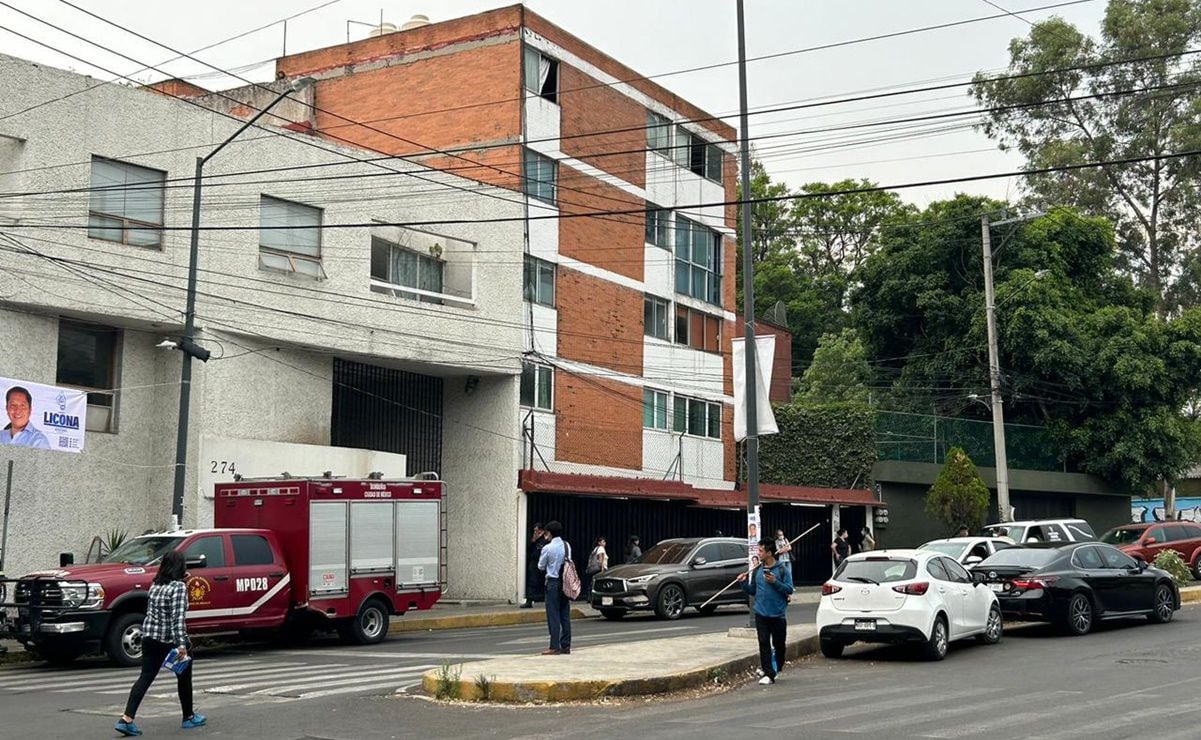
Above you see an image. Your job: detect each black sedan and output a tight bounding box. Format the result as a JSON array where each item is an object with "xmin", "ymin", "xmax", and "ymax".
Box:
[
  {"xmin": 589, "ymin": 537, "xmax": 749, "ymax": 620},
  {"xmin": 972, "ymin": 542, "xmax": 1179, "ymax": 635}
]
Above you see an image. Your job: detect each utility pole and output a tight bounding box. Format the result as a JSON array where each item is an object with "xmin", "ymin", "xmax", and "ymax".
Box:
[
  {"xmin": 736, "ymin": 0, "xmax": 759, "ymax": 522},
  {"xmin": 170, "ymin": 79, "xmax": 312, "ymax": 525},
  {"xmin": 980, "ymin": 214, "xmax": 1011, "ymax": 523}
]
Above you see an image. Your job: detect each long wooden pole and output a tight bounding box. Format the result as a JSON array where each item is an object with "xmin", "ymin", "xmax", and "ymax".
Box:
[{"xmin": 698, "ymin": 520, "xmax": 825, "ymax": 610}]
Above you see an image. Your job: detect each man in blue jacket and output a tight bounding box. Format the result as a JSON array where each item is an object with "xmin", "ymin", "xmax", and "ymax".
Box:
[{"xmin": 737, "ymin": 537, "xmax": 794, "ymax": 685}]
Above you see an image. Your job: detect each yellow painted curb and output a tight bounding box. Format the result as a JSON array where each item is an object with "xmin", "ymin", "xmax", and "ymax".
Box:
[
  {"xmin": 421, "ymin": 633, "xmax": 820, "ymax": 703},
  {"xmin": 1179, "ymin": 587, "xmax": 1201, "ymax": 605},
  {"xmin": 392, "ymin": 608, "xmax": 589, "ymax": 633}
]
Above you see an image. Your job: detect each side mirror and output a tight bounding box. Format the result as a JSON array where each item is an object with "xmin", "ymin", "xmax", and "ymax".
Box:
[
  {"xmin": 1143, "ymin": 537, "xmax": 1157, "ymax": 546},
  {"xmin": 964, "ymin": 555, "xmax": 983, "ymax": 566},
  {"xmin": 1135, "ymin": 557, "xmax": 1148, "ymax": 572},
  {"xmin": 692, "ymin": 556, "xmax": 707, "ymax": 567},
  {"xmin": 185, "ymin": 554, "xmax": 207, "ymax": 569},
  {"xmin": 971, "ymin": 571, "xmax": 987, "ymax": 584}
]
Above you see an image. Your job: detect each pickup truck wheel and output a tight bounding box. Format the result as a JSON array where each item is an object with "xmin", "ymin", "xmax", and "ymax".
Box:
[
  {"xmin": 105, "ymin": 612, "xmax": 145, "ymax": 667},
  {"xmin": 341, "ymin": 599, "xmax": 390, "ymax": 645}
]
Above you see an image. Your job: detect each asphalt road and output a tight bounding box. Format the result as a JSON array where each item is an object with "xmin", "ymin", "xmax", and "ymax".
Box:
[{"xmin": 3, "ymin": 603, "xmax": 1192, "ymax": 739}]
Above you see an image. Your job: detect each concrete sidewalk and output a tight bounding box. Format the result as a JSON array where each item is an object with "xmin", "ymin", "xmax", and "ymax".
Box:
[{"xmin": 421, "ymin": 624, "xmax": 818, "ymax": 703}]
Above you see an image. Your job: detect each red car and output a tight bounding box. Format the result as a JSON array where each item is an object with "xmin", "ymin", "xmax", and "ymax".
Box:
[{"xmin": 1100, "ymin": 522, "xmax": 1201, "ymax": 579}]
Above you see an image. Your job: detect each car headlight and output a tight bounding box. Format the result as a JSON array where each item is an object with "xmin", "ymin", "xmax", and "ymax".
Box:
[
  {"xmin": 626, "ymin": 574, "xmax": 659, "ymax": 586},
  {"xmin": 59, "ymin": 581, "xmax": 105, "ymax": 609}
]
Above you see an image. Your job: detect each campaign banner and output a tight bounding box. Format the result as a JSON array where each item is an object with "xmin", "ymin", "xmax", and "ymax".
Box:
[
  {"xmin": 1, "ymin": 376, "xmax": 87, "ymax": 453},
  {"xmin": 747, "ymin": 505, "xmax": 761, "ymax": 569}
]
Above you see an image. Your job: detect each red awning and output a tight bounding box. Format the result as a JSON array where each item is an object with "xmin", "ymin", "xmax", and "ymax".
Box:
[{"xmin": 519, "ymin": 469, "xmax": 877, "ymax": 508}]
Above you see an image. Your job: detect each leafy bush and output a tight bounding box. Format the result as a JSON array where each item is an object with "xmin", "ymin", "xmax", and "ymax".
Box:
[
  {"xmin": 757, "ymin": 402, "xmax": 876, "ymax": 488},
  {"xmin": 434, "ymin": 662, "xmax": 462, "ymax": 700},
  {"xmin": 925, "ymin": 447, "xmax": 990, "ymax": 536},
  {"xmin": 1152, "ymin": 550, "xmax": 1192, "ymax": 587}
]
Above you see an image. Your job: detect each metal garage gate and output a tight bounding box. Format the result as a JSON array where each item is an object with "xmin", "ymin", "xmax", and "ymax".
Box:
[{"xmin": 526, "ymin": 494, "xmax": 834, "ymax": 586}]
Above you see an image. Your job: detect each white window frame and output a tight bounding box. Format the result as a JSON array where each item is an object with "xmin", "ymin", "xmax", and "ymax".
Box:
[
  {"xmin": 523, "ymin": 149, "xmax": 558, "ymax": 205},
  {"xmin": 523, "ymin": 45, "xmax": 559, "ymax": 104},
  {"xmin": 87, "ymin": 156, "xmax": 165, "ymax": 248},
  {"xmin": 370, "ymin": 235, "xmax": 446, "ymax": 305},
  {"xmin": 675, "ymin": 215, "xmax": 722, "ymax": 306},
  {"xmin": 645, "ymin": 205, "xmax": 670, "ymax": 248},
  {"xmin": 646, "ymin": 111, "xmax": 673, "ymax": 158},
  {"xmin": 520, "ymin": 361, "xmax": 554, "ymax": 411},
  {"xmin": 644, "ymin": 295, "xmax": 670, "ymax": 341},
  {"xmin": 523, "ymin": 255, "xmax": 556, "ymax": 307},
  {"xmin": 642, "ymin": 388, "xmax": 669, "ymax": 430},
  {"xmin": 673, "ymin": 126, "xmax": 723, "ymax": 184},
  {"xmin": 259, "ymin": 195, "xmax": 325, "ymax": 278},
  {"xmin": 55, "ymin": 320, "xmax": 120, "ymax": 433}
]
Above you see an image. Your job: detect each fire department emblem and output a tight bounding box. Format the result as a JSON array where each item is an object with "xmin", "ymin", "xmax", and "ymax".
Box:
[{"xmin": 186, "ymin": 576, "xmax": 212, "ymax": 606}]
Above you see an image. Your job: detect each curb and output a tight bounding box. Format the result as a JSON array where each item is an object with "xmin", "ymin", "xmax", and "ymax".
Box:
[
  {"xmin": 1179, "ymin": 587, "xmax": 1201, "ymax": 605},
  {"xmin": 392, "ymin": 608, "xmax": 590, "ymax": 633},
  {"xmin": 421, "ymin": 632, "xmax": 820, "ymax": 703}
]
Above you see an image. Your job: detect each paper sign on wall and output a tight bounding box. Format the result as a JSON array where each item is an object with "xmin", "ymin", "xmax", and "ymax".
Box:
[{"xmin": 0, "ymin": 376, "xmax": 88, "ymax": 453}]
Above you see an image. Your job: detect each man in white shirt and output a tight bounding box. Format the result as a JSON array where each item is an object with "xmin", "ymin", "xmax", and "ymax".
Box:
[{"xmin": 537, "ymin": 520, "xmax": 572, "ymax": 655}]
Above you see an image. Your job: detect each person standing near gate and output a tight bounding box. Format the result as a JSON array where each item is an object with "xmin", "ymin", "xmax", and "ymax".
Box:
[
  {"xmin": 736, "ymin": 538, "xmax": 794, "ymax": 685},
  {"xmin": 521, "ymin": 523, "xmax": 548, "ymax": 608},
  {"xmin": 774, "ymin": 528, "xmax": 792, "ymax": 581},
  {"xmin": 115, "ymin": 550, "xmax": 206, "ymax": 736},
  {"xmin": 537, "ymin": 521, "xmax": 572, "ymax": 655},
  {"xmin": 831, "ymin": 528, "xmax": 851, "ymax": 569}
]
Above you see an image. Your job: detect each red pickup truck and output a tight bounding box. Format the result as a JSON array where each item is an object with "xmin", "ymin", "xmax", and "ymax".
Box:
[{"xmin": 1, "ymin": 476, "xmax": 444, "ymax": 665}]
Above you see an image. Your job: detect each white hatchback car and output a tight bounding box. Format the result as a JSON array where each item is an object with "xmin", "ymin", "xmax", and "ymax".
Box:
[
  {"xmin": 816, "ymin": 549, "xmax": 1003, "ymax": 661},
  {"xmin": 919, "ymin": 536, "xmax": 1016, "ymax": 566}
]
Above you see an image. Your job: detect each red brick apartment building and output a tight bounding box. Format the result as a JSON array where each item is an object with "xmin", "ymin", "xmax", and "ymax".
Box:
[{"xmin": 172, "ymin": 5, "xmax": 872, "ymax": 583}]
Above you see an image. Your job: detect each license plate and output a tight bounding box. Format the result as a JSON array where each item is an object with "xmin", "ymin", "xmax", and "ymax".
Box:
[
  {"xmin": 601, "ymin": 597, "xmax": 613, "ymax": 606},
  {"xmin": 854, "ymin": 619, "xmax": 876, "ymax": 631},
  {"xmin": 990, "ymin": 583, "xmax": 1005, "ymax": 593}
]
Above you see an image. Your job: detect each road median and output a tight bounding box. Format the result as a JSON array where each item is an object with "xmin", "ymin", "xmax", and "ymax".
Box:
[{"xmin": 420, "ymin": 625, "xmax": 819, "ymax": 703}]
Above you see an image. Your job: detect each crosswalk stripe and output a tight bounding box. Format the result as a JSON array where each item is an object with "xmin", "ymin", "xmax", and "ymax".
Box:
[
  {"xmin": 917, "ymin": 676, "xmax": 1201, "ymax": 738},
  {"xmin": 206, "ymin": 665, "xmax": 432, "ymax": 694},
  {"xmin": 295, "ymin": 677, "xmax": 427, "ymax": 699},
  {"xmin": 749, "ymin": 687, "xmax": 995, "ymax": 731},
  {"xmin": 0, "ymin": 657, "xmax": 269, "ymax": 687},
  {"xmin": 247, "ymin": 665, "xmax": 435, "ymax": 697},
  {"xmin": 0, "ymin": 661, "xmax": 305, "ymax": 692},
  {"xmin": 88, "ymin": 663, "xmax": 349, "ymax": 695},
  {"xmin": 1027, "ymin": 704, "xmax": 1201, "ymax": 740},
  {"xmin": 666, "ymin": 683, "xmax": 924, "ymax": 726},
  {"xmin": 843, "ymin": 690, "xmax": 1076, "ymax": 734}
]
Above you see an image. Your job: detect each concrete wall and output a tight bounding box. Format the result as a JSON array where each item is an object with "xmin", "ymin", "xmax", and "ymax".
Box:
[{"xmin": 0, "ymin": 55, "xmax": 527, "ymax": 597}]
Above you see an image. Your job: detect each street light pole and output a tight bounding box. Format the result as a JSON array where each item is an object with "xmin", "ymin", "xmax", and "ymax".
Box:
[
  {"xmin": 170, "ymin": 80, "xmax": 311, "ymax": 525},
  {"xmin": 980, "ymin": 214, "xmax": 1011, "ymax": 524}
]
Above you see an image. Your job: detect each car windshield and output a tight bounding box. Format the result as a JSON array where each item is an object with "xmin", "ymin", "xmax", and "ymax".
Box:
[
  {"xmin": 638, "ymin": 542, "xmax": 695, "ymax": 565},
  {"xmin": 978, "ymin": 548, "xmax": 1059, "ymax": 568},
  {"xmin": 986, "ymin": 525, "xmax": 1025, "ymax": 541},
  {"xmin": 918, "ymin": 542, "xmax": 966, "ymax": 556},
  {"xmin": 101, "ymin": 536, "xmax": 182, "ymax": 565},
  {"xmin": 835, "ymin": 558, "xmax": 917, "ymax": 584},
  {"xmin": 1101, "ymin": 528, "xmax": 1144, "ymax": 545}
]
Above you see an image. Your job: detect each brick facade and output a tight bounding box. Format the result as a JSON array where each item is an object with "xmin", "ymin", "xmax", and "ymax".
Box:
[
  {"xmin": 554, "ymin": 369, "xmax": 642, "ymax": 470},
  {"xmin": 555, "ymin": 267, "xmax": 643, "ymax": 375}
]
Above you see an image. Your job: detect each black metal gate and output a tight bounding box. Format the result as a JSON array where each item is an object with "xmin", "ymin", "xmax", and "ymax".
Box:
[
  {"xmin": 526, "ymin": 494, "xmax": 835, "ymax": 586},
  {"xmin": 330, "ymin": 358, "xmax": 443, "ymax": 476}
]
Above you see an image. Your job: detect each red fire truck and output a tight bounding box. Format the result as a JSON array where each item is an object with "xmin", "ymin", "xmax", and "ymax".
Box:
[{"xmin": 1, "ymin": 476, "xmax": 444, "ymax": 665}]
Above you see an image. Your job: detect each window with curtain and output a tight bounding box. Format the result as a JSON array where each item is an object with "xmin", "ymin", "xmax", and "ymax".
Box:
[
  {"xmin": 87, "ymin": 157, "xmax": 165, "ymax": 247},
  {"xmin": 523, "ymin": 255, "xmax": 555, "ymax": 307},
  {"xmin": 259, "ymin": 195, "xmax": 324, "ymax": 278},
  {"xmin": 370, "ymin": 236, "xmax": 444, "ymax": 303},
  {"xmin": 646, "ymin": 111, "xmax": 673, "ymax": 157},
  {"xmin": 675, "ymin": 216, "xmax": 722, "ymax": 305},
  {"xmin": 520, "ymin": 362, "xmax": 554, "ymax": 410},
  {"xmin": 523, "ymin": 149, "xmax": 558, "ymax": 205},
  {"xmin": 523, "ymin": 46, "xmax": 559, "ymax": 104},
  {"xmin": 644, "ymin": 295, "xmax": 669, "ymax": 340}
]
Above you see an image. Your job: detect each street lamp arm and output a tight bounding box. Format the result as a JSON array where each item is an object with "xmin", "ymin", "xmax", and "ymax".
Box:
[{"xmin": 200, "ymin": 79, "xmax": 312, "ymax": 165}]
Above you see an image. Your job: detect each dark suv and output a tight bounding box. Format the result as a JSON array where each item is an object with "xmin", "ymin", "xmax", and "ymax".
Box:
[{"xmin": 589, "ymin": 537, "xmax": 749, "ymax": 620}]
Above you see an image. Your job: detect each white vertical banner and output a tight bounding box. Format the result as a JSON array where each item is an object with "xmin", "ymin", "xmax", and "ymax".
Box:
[
  {"xmin": 732, "ymin": 335, "xmax": 779, "ymax": 442},
  {"xmin": 747, "ymin": 505, "xmax": 761, "ymax": 569}
]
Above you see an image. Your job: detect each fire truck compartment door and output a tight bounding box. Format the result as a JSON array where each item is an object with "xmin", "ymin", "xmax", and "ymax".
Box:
[
  {"xmin": 350, "ymin": 502, "xmax": 394, "ymax": 573},
  {"xmin": 395, "ymin": 500, "xmax": 439, "ymax": 588},
  {"xmin": 310, "ymin": 502, "xmax": 349, "ymax": 596}
]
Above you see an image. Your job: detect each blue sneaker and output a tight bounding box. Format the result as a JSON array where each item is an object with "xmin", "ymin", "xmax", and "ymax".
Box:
[
  {"xmin": 182, "ymin": 713, "xmax": 207, "ymax": 729},
  {"xmin": 114, "ymin": 720, "xmax": 142, "ymax": 736}
]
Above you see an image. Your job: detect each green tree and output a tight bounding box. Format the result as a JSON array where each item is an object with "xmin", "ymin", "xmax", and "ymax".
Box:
[
  {"xmin": 971, "ymin": 0, "xmax": 1201, "ymax": 314},
  {"xmin": 792, "ymin": 180, "xmax": 914, "ymax": 307},
  {"xmin": 925, "ymin": 447, "xmax": 991, "ymax": 536},
  {"xmin": 795, "ymin": 328, "xmax": 872, "ymax": 404}
]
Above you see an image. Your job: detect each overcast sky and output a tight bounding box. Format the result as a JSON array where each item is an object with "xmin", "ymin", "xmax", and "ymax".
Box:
[{"xmin": 0, "ymin": 0, "xmax": 1108, "ymax": 205}]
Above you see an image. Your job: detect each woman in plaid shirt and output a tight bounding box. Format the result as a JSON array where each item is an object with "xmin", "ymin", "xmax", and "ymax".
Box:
[{"xmin": 115, "ymin": 550, "xmax": 206, "ymax": 736}]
